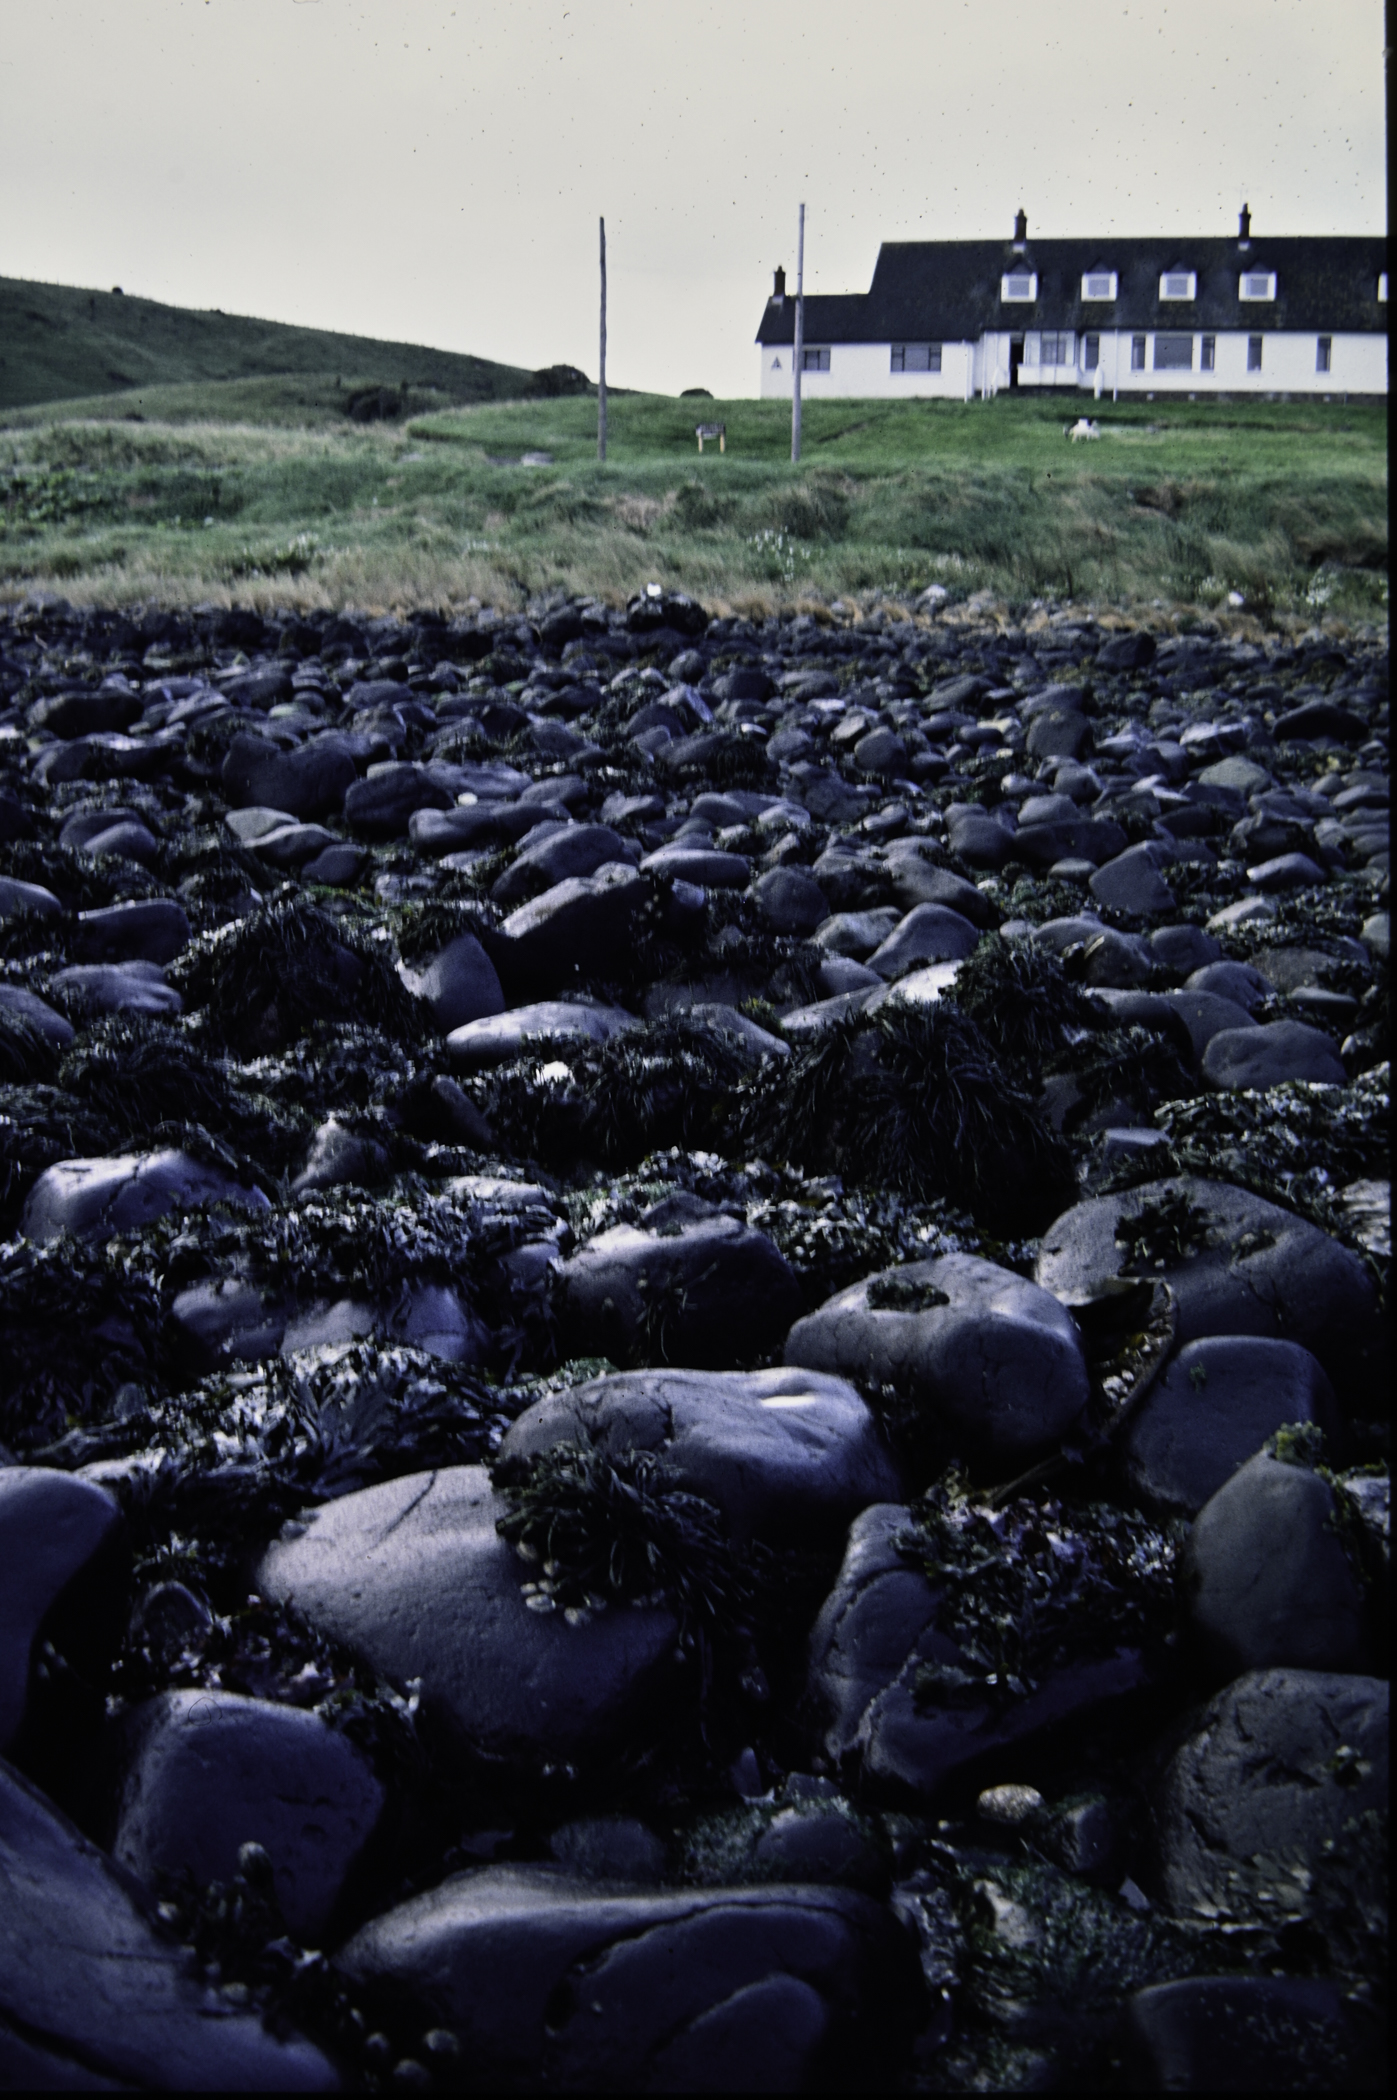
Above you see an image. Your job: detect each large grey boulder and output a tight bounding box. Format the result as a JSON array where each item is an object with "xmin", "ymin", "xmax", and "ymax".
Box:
[
  {"xmin": 0, "ymin": 984, "xmax": 73, "ymax": 1050},
  {"xmin": 946, "ymin": 807, "xmax": 1011, "ymax": 868},
  {"xmin": 1180, "ymin": 1453, "xmax": 1369, "ymax": 1677},
  {"xmin": 554, "ymin": 1211, "xmax": 802, "ymax": 1371},
  {"xmin": 1154, "ymin": 1668, "xmax": 1388, "ymax": 1923},
  {"xmin": 785, "ymin": 1255, "xmax": 1090, "ymax": 1465},
  {"xmin": 221, "ymin": 731, "xmax": 358, "ymax": 820},
  {"xmin": 73, "ymin": 898, "xmax": 191, "ymax": 965},
  {"xmin": 0, "ymin": 875, "xmax": 61, "ymax": 922},
  {"xmin": 0, "ymin": 1758, "xmax": 336, "ymax": 2089},
  {"xmin": 1088, "ymin": 844, "xmax": 1177, "ymax": 917},
  {"xmin": 114, "ymin": 1691, "xmax": 384, "ymax": 1943},
  {"xmin": 335, "ymin": 1864, "xmax": 919, "ymax": 2091},
  {"xmin": 256, "ymin": 1468, "xmax": 678, "ymax": 1768},
  {"xmin": 1122, "ymin": 1336, "xmax": 1339, "ymax": 1516},
  {"xmin": 866, "ymin": 903, "xmax": 979, "ymax": 978},
  {"xmin": 807, "ymin": 1505, "xmax": 1152, "ymax": 1802},
  {"xmin": 0, "ymin": 1469, "xmax": 122, "ymax": 1753},
  {"xmin": 398, "ymin": 931, "xmax": 504, "ymax": 1033},
  {"xmin": 1185, "ymin": 958, "xmax": 1270, "ymax": 1010},
  {"xmin": 1035, "ymin": 1177, "xmax": 1382, "ymax": 1398},
  {"xmin": 1164, "ymin": 989, "xmax": 1258, "ymax": 1063},
  {"xmin": 883, "ymin": 858, "xmax": 1001, "ymax": 927},
  {"xmin": 49, "ymin": 961, "xmax": 183, "ymax": 1019},
  {"xmin": 447, "ymin": 999, "xmax": 639, "ymax": 1069},
  {"xmin": 500, "ymin": 864, "xmax": 647, "ymax": 994},
  {"xmin": 21, "ymin": 1149, "xmax": 269, "ymax": 1243},
  {"xmin": 492, "ymin": 823, "xmax": 628, "ymax": 905},
  {"xmin": 752, "ymin": 865, "xmax": 830, "ymax": 935},
  {"xmin": 496, "ymin": 1365, "xmax": 903, "ymax": 1546},
  {"xmin": 1201, "ymin": 1018, "xmax": 1346, "ymax": 1089},
  {"xmin": 343, "ymin": 762, "xmax": 452, "ymax": 839}
]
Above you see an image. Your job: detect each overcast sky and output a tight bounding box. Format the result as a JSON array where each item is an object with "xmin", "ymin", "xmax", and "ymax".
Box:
[{"xmin": 2, "ymin": 0, "xmax": 1386, "ymax": 397}]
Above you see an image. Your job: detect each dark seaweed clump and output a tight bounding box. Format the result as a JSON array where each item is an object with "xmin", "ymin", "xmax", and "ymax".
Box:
[
  {"xmin": 1114, "ymin": 1189, "xmax": 1216, "ymax": 1272},
  {"xmin": 950, "ymin": 933, "xmax": 1101, "ymax": 1068},
  {"xmin": 0, "ymin": 1233, "xmax": 162, "ymax": 1448},
  {"xmin": 170, "ymin": 892, "xmax": 422, "ymax": 1052},
  {"xmin": 896, "ymin": 1469, "xmax": 1179, "ymax": 1710},
  {"xmin": 1044, "ymin": 1024, "xmax": 1197, "ymax": 1130},
  {"xmin": 57, "ymin": 1014, "xmax": 306, "ymax": 1177},
  {"xmin": 738, "ymin": 1006, "xmax": 1077, "ymax": 1237}
]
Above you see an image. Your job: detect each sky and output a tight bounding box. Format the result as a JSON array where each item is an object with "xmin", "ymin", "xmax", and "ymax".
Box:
[{"xmin": 1, "ymin": 0, "xmax": 1386, "ymax": 397}]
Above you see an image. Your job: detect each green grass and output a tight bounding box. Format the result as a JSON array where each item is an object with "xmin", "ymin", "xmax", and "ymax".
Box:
[{"xmin": 0, "ymin": 382, "xmax": 1386, "ymax": 621}]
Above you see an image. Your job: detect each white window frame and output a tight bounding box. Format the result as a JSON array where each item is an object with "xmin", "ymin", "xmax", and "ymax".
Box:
[
  {"xmin": 1239, "ymin": 270, "xmax": 1277, "ymax": 301},
  {"xmin": 890, "ymin": 344, "xmax": 943, "ymax": 374},
  {"xmin": 1081, "ymin": 271, "xmax": 1118, "ymax": 301},
  {"xmin": 1039, "ymin": 332, "xmax": 1075, "ymax": 368},
  {"xmin": 801, "ymin": 346, "xmax": 830, "ymax": 373},
  {"xmin": 1001, "ymin": 271, "xmax": 1037, "ymax": 303},
  {"xmin": 1159, "ymin": 270, "xmax": 1196, "ymax": 301},
  {"xmin": 1316, "ymin": 336, "xmax": 1332, "ymax": 373},
  {"xmin": 1153, "ymin": 333, "xmax": 1194, "ymax": 372}
]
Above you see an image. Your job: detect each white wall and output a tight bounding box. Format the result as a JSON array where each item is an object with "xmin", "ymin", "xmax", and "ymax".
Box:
[{"xmin": 759, "ymin": 339, "xmax": 975, "ymax": 400}]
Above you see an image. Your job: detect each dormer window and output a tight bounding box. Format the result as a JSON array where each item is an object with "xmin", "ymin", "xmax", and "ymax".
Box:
[
  {"xmin": 1160, "ymin": 270, "xmax": 1196, "ymax": 301},
  {"xmin": 1239, "ymin": 270, "xmax": 1277, "ymax": 301},
  {"xmin": 1081, "ymin": 271, "xmax": 1118, "ymax": 301},
  {"xmin": 1001, "ymin": 271, "xmax": 1037, "ymax": 302}
]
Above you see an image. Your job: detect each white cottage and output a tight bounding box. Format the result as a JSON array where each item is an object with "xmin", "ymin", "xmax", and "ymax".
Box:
[{"xmin": 756, "ymin": 210, "xmax": 1388, "ymax": 401}]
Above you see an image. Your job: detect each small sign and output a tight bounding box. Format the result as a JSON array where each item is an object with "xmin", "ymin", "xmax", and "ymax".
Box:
[{"xmin": 695, "ymin": 423, "xmax": 726, "ymax": 452}]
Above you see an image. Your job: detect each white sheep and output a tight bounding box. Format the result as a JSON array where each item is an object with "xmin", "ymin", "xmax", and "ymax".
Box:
[{"xmin": 1066, "ymin": 418, "xmax": 1101, "ymax": 442}]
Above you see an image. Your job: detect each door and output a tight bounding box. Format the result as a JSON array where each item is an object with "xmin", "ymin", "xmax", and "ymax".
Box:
[{"xmin": 1009, "ymin": 337, "xmax": 1024, "ymax": 390}]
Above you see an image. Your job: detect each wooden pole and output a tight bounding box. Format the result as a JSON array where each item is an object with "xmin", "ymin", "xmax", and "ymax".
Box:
[
  {"xmin": 598, "ymin": 216, "xmax": 608, "ymax": 464},
  {"xmin": 791, "ymin": 202, "xmax": 805, "ymax": 464}
]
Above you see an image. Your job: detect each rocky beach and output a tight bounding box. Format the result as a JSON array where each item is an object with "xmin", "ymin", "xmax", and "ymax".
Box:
[{"xmin": 0, "ymin": 585, "xmax": 1388, "ymax": 2091}]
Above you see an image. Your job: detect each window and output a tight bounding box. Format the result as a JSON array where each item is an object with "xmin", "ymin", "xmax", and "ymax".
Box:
[
  {"xmin": 1316, "ymin": 336, "xmax": 1332, "ymax": 373},
  {"xmin": 1247, "ymin": 336, "xmax": 1263, "ymax": 372},
  {"xmin": 1083, "ymin": 333, "xmax": 1100, "ymax": 370},
  {"xmin": 1001, "ymin": 272, "xmax": 1037, "ymax": 302},
  {"xmin": 1159, "ymin": 270, "xmax": 1196, "ymax": 300},
  {"xmin": 801, "ymin": 347, "xmax": 830, "ymax": 373},
  {"xmin": 1039, "ymin": 332, "xmax": 1074, "ymax": 366},
  {"xmin": 1380, "ymin": 274, "xmax": 1389, "ymax": 303},
  {"xmin": 1154, "ymin": 334, "xmax": 1193, "ymax": 370},
  {"xmin": 1131, "ymin": 335, "xmax": 1147, "ymax": 371},
  {"xmin": 890, "ymin": 344, "xmax": 942, "ymax": 373},
  {"xmin": 1082, "ymin": 271, "xmax": 1118, "ymax": 301},
  {"xmin": 1239, "ymin": 271, "xmax": 1277, "ymax": 301},
  {"xmin": 1201, "ymin": 335, "xmax": 1216, "ymax": 371}
]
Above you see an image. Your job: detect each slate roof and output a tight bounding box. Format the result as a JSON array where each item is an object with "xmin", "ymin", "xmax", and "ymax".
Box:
[{"xmin": 756, "ymin": 235, "xmax": 1389, "ymax": 345}]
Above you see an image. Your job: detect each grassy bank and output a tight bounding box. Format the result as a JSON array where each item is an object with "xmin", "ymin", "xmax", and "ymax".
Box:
[{"xmin": 1, "ymin": 388, "xmax": 1386, "ymax": 622}]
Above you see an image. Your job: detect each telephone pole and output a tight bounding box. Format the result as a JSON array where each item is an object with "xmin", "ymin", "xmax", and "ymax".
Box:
[
  {"xmin": 598, "ymin": 217, "xmax": 608, "ymax": 464},
  {"xmin": 791, "ymin": 202, "xmax": 806, "ymax": 464}
]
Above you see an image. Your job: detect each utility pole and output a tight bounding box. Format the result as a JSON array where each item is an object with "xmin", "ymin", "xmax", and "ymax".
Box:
[
  {"xmin": 598, "ymin": 216, "xmax": 608, "ymax": 464},
  {"xmin": 791, "ymin": 201, "xmax": 805, "ymax": 464}
]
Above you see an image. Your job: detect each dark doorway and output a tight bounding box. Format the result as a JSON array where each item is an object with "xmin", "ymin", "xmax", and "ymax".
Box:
[{"xmin": 1009, "ymin": 337, "xmax": 1024, "ymax": 390}]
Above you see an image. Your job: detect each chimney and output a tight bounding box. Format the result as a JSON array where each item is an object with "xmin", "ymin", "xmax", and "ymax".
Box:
[
  {"xmin": 772, "ymin": 265, "xmax": 786, "ymax": 306},
  {"xmin": 1013, "ymin": 208, "xmax": 1027, "ymax": 251},
  {"xmin": 1238, "ymin": 203, "xmax": 1251, "ymax": 249}
]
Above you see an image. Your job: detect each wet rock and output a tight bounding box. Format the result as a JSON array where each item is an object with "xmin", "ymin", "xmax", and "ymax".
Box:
[
  {"xmin": 1184, "ymin": 958, "xmax": 1270, "ymax": 1010},
  {"xmin": 786, "ymin": 1255, "xmax": 1090, "ymax": 1465},
  {"xmin": 302, "ymin": 841, "xmax": 367, "ymax": 886},
  {"xmin": 815, "ymin": 907, "xmax": 901, "ymax": 959},
  {"xmin": 1150, "ymin": 923, "xmax": 1222, "ymax": 976},
  {"xmin": 168, "ymin": 1276, "xmax": 292, "ymax": 1371},
  {"xmin": 1201, "ymin": 1019, "xmax": 1346, "ymax": 1089},
  {"xmin": 0, "ymin": 984, "xmax": 73, "ymax": 1050},
  {"xmin": 0, "ymin": 1468, "xmax": 122, "ymax": 1752},
  {"xmin": 554, "ymin": 1214, "xmax": 802, "ymax": 1370},
  {"xmin": 497, "ymin": 1365, "xmax": 902, "ymax": 1546},
  {"xmin": 398, "ymin": 932, "xmax": 504, "ymax": 1033},
  {"xmin": 1163, "ymin": 989, "xmax": 1258, "ymax": 1063},
  {"xmin": 1036, "ymin": 1177, "xmax": 1382, "ymax": 1397},
  {"xmin": 946, "ymin": 808, "xmax": 1011, "ymax": 869},
  {"xmin": 0, "ymin": 874, "xmax": 61, "ymax": 921},
  {"xmin": 1181, "ymin": 1453, "xmax": 1369, "ymax": 1676},
  {"xmin": 72, "ymin": 899, "xmax": 191, "ymax": 966},
  {"xmin": 1246, "ymin": 850, "xmax": 1327, "ymax": 891},
  {"xmin": 335, "ymin": 1864, "xmax": 918, "ymax": 2091},
  {"xmin": 492, "ymin": 823, "xmax": 628, "ymax": 905},
  {"xmin": 884, "ymin": 859, "xmax": 1001, "ymax": 927},
  {"xmin": 21, "ymin": 1149, "xmax": 270, "ymax": 1243},
  {"xmin": 867, "ymin": 903, "xmax": 980, "ymax": 978},
  {"xmin": 1122, "ymin": 1337, "xmax": 1339, "ymax": 1516},
  {"xmin": 1123, "ymin": 1975, "xmax": 1385, "ymax": 2094},
  {"xmin": 248, "ymin": 821, "xmax": 338, "ymax": 870},
  {"xmin": 1155, "ymin": 1668, "xmax": 1388, "ymax": 1922},
  {"xmin": 1025, "ymin": 705, "xmax": 1092, "ymax": 762},
  {"xmin": 222, "ymin": 730, "xmax": 358, "ymax": 820},
  {"xmin": 447, "ymin": 999, "xmax": 638, "ymax": 1069},
  {"xmin": 256, "ymin": 1468, "xmax": 679, "ymax": 1768},
  {"xmin": 499, "ymin": 863, "xmax": 647, "ymax": 994},
  {"xmin": 0, "ymin": 1759, "xmax": 337, "ymax": 2089},
  {"xmin": 49, "ymin": 960, "xmax": 183, "ymax": 1018},
  {"xmin": 1089, "ymin": 845, "xmax": 1177, "ymax": 917},
  {"xmin": 114, "ymin": 1690, "xmax": 385, "ymax": 1942},
  {"xmin": 344, "ymin": 762, "xmax": 453, "ymax": 839},
  {"xmin": 752, "ymin": 865, "xmax": 830, "ymax": 935}
]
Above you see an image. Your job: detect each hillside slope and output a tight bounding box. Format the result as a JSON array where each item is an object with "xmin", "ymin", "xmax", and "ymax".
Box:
[{"xmin": 0, "ymin": 276, "xmax": 567, "ymax": 413}]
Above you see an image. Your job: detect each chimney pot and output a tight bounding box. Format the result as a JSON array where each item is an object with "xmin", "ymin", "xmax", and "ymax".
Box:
[
  {"xmin": 1013, "ymin": 208, "xmax": 1028, "ymax": 250},
  {"xmin": 1238, "ymin": 203, "xmax": 1252, "ymax": 249},
  {"xmin": 772, "ymin": 265, "xmax": 787, "ymax": 305}
]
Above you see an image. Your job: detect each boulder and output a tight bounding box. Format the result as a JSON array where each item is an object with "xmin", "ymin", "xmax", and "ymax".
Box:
[
  {"xmin": 0, "ymin": 1759, "xmax": 336, "ymax": 2089},
  {"xmin": 1012, "ymin": 816, "xmax": 1128, "ymax": 868},
  {"xmin": 114, "ymin": 1690, "xmax": 385, "ymax": 1942},
  {"xmin": 1088, "ymin": 845, "xmax": 1177, "ymax": 917},
  {"xmin": 248, "ymin": 822, "xmax": 338, "ymax": 870},
  {"xmin": 1185, "ymin": 958, "xmax": 1270, "ymax": 1010},
  {"xmin": 946, "ymin": 808, "xmax": 1011, "ymax": 869},
  {"xmin": 21, "ymin": 1149, "xmax": 269, "ymax": 1244},
  {"xmin": 884, "ymin": 859, "xmax": 1001, "ymax": 927},
  {"xmin": 0, "ymin": 1469, "xmax": 122, "ymax": 1752},
  {"xmin": 0, "ymin": 984, "xmax": 73, "ymax": 1050},
  {"xmin": 1121, "ymin": 1336, "xmax": 1339, "ymax": 1516},
  {"xmin": 291, "ymin": 1117, "xmax": 391, "ymax": 1195},
  {"xmin": 72, "ymin": 899, "xmax": 191, "ymax": 966},
  {"xmin": 0, "ymin": 876, "xmax": 61, "ymax": 922},
  {"xmin": 496, "ymin": 1365, "xmax": 903, "ymax": 1546},
  {"xmin": 1124, "ymin": 1976, "xmax": 1384, "ymax": 2094},
  {"xmin": 1154, "ymin": 1668, "xmax": 1388, "ymax": 1922},
  {"xmin": 752, "ymin": 866, "xmax": 830, "ymax": 935},
  {"xmin": 1025, "ymin": 707, "xmax": 1092, "ymax": 762},
  {"xmin": 447, "ymin": 999, "xmax": 638, "ymax": 1070},
  {"xmin": 1181, "ymin": 1453, "xmax": 1369, "ymax": 1677},
  {"xmin": 48, "ymin": 962, "xmax": 183, "ymax": 1019},
  {"xmin": 1201, "ymin": 1019, "xmax": 1346, "ymax": 1089},
  {"xmin": 1096, "ymin": 631, "xmax": 1156, "ymax": 671},
  {"xmin": 1036, "ymin": 1177, "xmax": 1382, "ymax": 1398},
  {"xmin": 335, "ymin": 1864, "xmax": 919, "ymax": 2091},
  {"xmin": 815, "ymin": 907, "xmax": 901, "ymax": 959},
  {"xmin": 1246, "ymin": 850, "xmax": 1326, "ymax": 892},
  {"xmin": 1163, "ymin": 990, "xmax": 1258, "ymax": 1063},
  {"xmin": 399, "ymin": 932, "xmax": 504, "ymax": 1033},
  {"xmin": 1150, "ymin": 923, "xmax": 1222, "ymax": 976},
  {"xmin": 221, "ymin": 731, "xmax": 358, "ymax": 820},
  {"xmin": 554, "ymin": 1213, "xmax": 802, "ymax": 1370},
  {"xmin": 640, "ymin": 845, "xmax": 751, "ymax": 888},
  {"xmin": 866, "ymin": 903, "xmax": 980, "ymax": 978},
  {"xmin": 492, "ymin": 823, "xmax": 628, "ymax": 905},
  {"xmin": 499, "ymin": 864, "xmax": 647, "ymax": 994},
  {"xmin": 344, "ymin": 763, "xmax": 453, "ymax": 839},
  {"xmin": 785, "ymin": 1255, "xmax": 1090, "ymax": 1466},
  {"xmin": 256, "ymin": 1467, "xmax": 679, "ymax": 1769}
]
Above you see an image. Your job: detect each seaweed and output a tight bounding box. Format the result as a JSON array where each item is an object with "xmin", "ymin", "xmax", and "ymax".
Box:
[
  {"xmin": 867, "ymin": 1272, "xmax": 952, "ymax": 1312},
  {"xmin": 1114, "ymin": 1188, "xmax": 1216, "ymax": 1271},
  {"xmin": 1044, "ymin": 1025, "xmax": 1196, "ymax": 1129},
  {"xmin": 0, "ymin": 1231, "xmax": 162, "ymax": 1448},
  {"xmin": 737, "ymin": 1006, "xmax": 1076, "ymax": 1237},
  {"xmin": 896, "ymin": 1470, "xmax": 1179, "ymax": 1711},
  {"xmin": 159, "ymin": 1181, "xmax": 479, "ymax": 1305},
  {"xmin": 169, "ymin": 892, "xmax": 423, "ymax": 1052},
  {"xmin": 950, "ymin": 934, "xmax": 1101, "ymax": 1068},
  {"xmin": 0, "ymin": 1006, "xmax": 59, "ymax": 1085},
  {"xmin": 0, "ymin": 1082, "xmax": 116, "ymax": 1224},
  {"xmin": 57, "ymin": 1014, "xmax": 307, "ymax": 1174}
]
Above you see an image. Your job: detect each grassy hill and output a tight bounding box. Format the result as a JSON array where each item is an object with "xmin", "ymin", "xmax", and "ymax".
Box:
[{"xmin": 0, "ymin": 276, "xmax": 566, "ymax": 416}]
